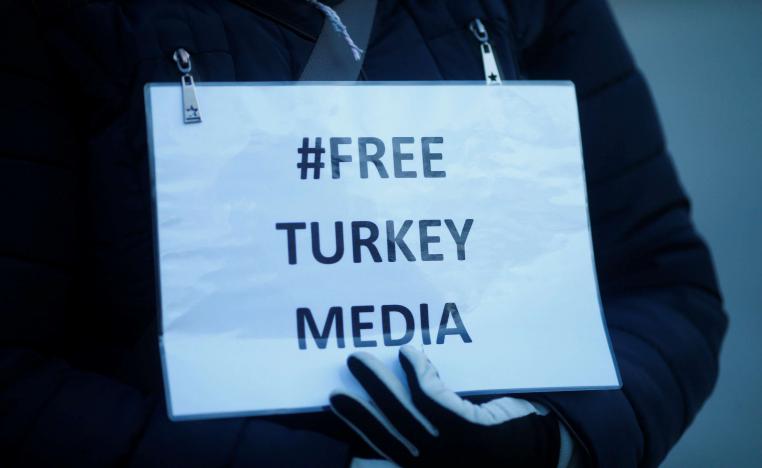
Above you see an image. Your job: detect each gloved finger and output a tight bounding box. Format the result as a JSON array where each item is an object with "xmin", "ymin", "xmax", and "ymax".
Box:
[
  {"xmin": 398, "ymin": 345, "xmax": 483, "ymax": 427},
  {"xmin": 347, "ymin": 353, "xmax": 438, "ymax": 448},
  {"xmin": 330, "ymin": 391, "xmax": 418, "ymax": 467},
  {"xmin": 399, "ymin": 347, "xmax": 545, "ymax": 427},
  {"xmin": 477, "ymin": 397, "xmax": 545, "ymax": 424}
]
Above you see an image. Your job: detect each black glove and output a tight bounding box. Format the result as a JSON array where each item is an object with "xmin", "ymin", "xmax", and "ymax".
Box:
[{"xmin": 330, "ymin": 346, "xmax": 561, "ymax": 467}]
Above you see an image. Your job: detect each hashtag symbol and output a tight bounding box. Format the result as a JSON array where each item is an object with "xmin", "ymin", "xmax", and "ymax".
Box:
[{"xmin": 296, "ymin": 137, "xmax": 326, "ymax": 180}]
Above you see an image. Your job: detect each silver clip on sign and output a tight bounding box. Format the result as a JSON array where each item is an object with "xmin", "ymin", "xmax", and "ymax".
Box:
[
  {"xmin": 469, "ymin": 19, "xmax": 502, "ymax": 85},
  {"xmin": 173, "ymin": 48, "xmax": 202, "ymax": 124}
]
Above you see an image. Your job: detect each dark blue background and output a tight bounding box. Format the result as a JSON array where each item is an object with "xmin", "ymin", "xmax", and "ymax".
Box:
[{"xmin": 611, "ymin": 1, "xmax": 762, "ymax": 465}]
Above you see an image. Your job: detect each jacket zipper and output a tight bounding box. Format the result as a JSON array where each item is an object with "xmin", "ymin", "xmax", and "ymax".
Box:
[
  {"xmin": 469, "ymin": 18, "xmax": 502, "ymax": 85},
  {"xmin": 173, "ymin": 48, "xmax": 202, "ymax": 124}
]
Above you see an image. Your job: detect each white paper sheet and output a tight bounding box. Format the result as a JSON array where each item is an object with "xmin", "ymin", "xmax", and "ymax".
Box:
[{"xmin": 145, "ymin": 82, "xmax": 620, "ymax": 420}]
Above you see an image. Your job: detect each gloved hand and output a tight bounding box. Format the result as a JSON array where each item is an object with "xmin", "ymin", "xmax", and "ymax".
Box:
[{"xmin": 330, "ymin": 346, "xmax": 562, "ymax": 467}]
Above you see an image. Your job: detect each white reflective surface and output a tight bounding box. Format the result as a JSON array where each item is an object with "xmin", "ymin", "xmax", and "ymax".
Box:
[{"xmin": 145, "ymin": 83, "xmax": 620, "ymax": 419}]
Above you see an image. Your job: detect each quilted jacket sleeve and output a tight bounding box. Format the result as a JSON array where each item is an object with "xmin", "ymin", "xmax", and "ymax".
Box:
[
  {"xmin": 516, "ymin": 0, "xmax": 728, "ymax": 466},
  {"xmin": 0, "ymin": 4, "xmax": 348, "ymax": 467}
]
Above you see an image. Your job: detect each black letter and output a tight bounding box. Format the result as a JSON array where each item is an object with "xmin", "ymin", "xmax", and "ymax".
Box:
[
  {"xmin": 352, "ymin": 305, "xmax": 377, "ymax": 348},
  {"xmin": 352, "ymin": 221, "xmax": 382, "ymax": 263},
  {"xmin": 311, "ymin": 222, "xmax": 344, "ymax": 264},
  {"xmin": 330, "ymin": 137, "xmax": 352, "ymax": 179},
  {"xmin": 419, "ymin": 220, "xmax": 443, "ymax": 261},
  {"xmin": 297, "ymin": 307, "xmax": 345, "ymax": 349},
  {"xmin": 444, "ymin": 219, "xmax": 473, "ymax": 261},
  {"xmin": 422, "ymin": 137, "xmax": 446, "ymax": 178},
  {"xmin": 392, "ymin": 137, "xmax": 416, "ymax": 178},
  {"xmin": 276, "ymin": 222, "xmax": 306, "ymax": 265},
  {"xmin": 436, "ymin": 303, "xmax": 472, "ymax": 344},
  {"xmin": 382, "ymin": 305, "xmax": 415, "ymax": 346},
  {"xmin": 386, "ymin": 220, "xmax": 416, "ymax": 262},
  {"xmin": 420, "ymin": 304, "xmax": 432, "ymax": 345},
  {"xmin": 358, "ymin": 137, "xmax": 389, "ymax": 178}
]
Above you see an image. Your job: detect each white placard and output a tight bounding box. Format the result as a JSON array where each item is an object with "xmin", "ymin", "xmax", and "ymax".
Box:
[{"xmin": 145, "ymin": 82, "xmax": 620, "ymax": 420}]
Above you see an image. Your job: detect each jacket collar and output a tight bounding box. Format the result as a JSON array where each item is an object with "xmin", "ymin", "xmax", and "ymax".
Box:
[{"xmin": 230, "ymin": 0, "xmax": 343, "ymax": 41}]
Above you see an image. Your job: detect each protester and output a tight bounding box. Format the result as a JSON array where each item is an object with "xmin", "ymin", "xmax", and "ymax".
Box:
[{"xmin": 1, "ymin": 1, "xmax": 726, "ymax": 466}]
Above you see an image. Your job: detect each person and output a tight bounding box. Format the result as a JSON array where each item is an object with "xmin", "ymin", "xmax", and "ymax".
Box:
[{"xmin": 0, "ymin": 0, "xmax": 727, "ymax": 466}]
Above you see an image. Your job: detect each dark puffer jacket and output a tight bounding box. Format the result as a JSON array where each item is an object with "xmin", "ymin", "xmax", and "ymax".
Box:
[{"xmin": 0, "ymin": 1, "xmax": 727, "ymax": 466}]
